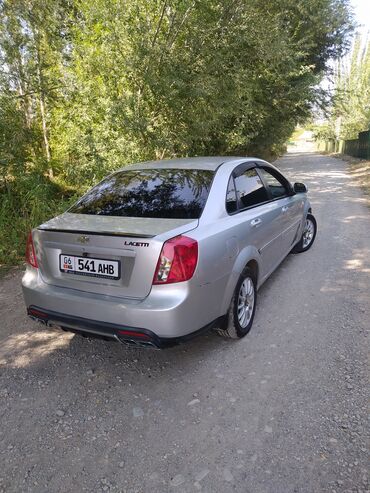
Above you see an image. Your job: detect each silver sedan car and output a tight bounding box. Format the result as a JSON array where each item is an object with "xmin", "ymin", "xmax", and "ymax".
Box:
[{"xmin": 22, "ymin": 157, "xmax": 317, "ymax": 348}]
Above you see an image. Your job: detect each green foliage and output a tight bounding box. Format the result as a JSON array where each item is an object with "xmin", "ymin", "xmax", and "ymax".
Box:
[
  {"xmin": 0, "ymin": 0, "xmax": 354, "ymax": 265},
  {"xmin": 334, "ymin": 35, "xmax": 370, "ymax": 139},
  {"xmin": 0, "ymin": 174, "xmax": 77, "ymax": 265},
  {"xmin": 310, "ymin": 121, "xmax": 336, "ymax": 141},
  {"xmin": 0, "ymin": 95, "xmax": 37, "ymax": 175},
  {"xmin": 317, "ymin": 33, "xmax": 370, "ymax": 141}
]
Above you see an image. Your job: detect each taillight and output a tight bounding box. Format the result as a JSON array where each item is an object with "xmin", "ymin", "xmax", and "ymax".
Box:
[
  {"xmin": 25, "ymin": 232, "xmax": 38, "ymax": 268},
  {"xmin": 153, "ymin": 235, "xmax": 198, "ymax": 284}
]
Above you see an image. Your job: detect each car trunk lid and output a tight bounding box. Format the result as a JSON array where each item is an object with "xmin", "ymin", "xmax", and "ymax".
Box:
[{"xmin": 35, "ymin": 213, "xmax": 197, "ymax": 299}]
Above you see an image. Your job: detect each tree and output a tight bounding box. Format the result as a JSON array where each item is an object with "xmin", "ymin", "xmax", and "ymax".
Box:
[
  {"xmin": 0, "ymin": 0, "xmax": 70, "ymax": 176},
  {"xmin": 50, "ymin": 0, "xmax": 354, "ymax": 183},
  {"xmin": 330, "ymin": 34, "xmax": 370, "ymax": 139}
]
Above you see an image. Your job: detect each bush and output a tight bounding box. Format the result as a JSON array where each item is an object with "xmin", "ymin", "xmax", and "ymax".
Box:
[{"xmin": 0, "ymin": 173, "xmax": 78, "ymax": 266}]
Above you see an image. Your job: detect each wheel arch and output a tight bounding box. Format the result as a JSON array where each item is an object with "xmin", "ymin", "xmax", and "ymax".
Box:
[
  {"xmin": 220, "ymin": 246, "xmax": 261, "ymax": 316},
  {"xmin": 245, "ymin": 258, "xmax": 259, "ymax": 284}
]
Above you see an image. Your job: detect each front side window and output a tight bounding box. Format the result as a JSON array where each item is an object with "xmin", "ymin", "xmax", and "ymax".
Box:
[
  {"xmin": 69, "ymin": 168, "xmax": 214, "ymax": 219},
  {"xmin": 234, "ymin": 168, "xmax": 269, "ymax": 209},
  {"xmin": 257, "ymin": 167, "xmax": 289, "ymax": 199}
]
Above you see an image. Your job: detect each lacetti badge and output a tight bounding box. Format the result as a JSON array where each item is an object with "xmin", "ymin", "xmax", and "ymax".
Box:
[{"xmin": 124, "ymin": 241, "xmax": 149, "ymax": 247}]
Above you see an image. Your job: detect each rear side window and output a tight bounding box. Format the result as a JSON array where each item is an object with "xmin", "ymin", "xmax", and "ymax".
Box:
[
  {"xmin": 226, "ymin": 176, "xmax": 238, "ymax": 213},
  {"xmin": 69, "ymin": 168, "xmax": 214, "ymax": 219},
  {"xmin": 234, "ymin": 168, "xmax": 269, "ymax": 209}
]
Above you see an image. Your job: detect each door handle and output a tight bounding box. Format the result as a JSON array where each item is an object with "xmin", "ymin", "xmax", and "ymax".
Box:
[
  {"xmin": 250, "ymin": 218, "xmax": 262, "ymax": 227},
  {"xmin": 282, "ymin": 206, "xmax": 288, "ymax": 213}
]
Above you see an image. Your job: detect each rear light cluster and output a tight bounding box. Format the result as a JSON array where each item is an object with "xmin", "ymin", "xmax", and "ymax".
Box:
[
  {"xmin": 153, "ymin": 235, "xmax": 198, "ymax": 284},
  {"xmin": 26, "ymin": 232, "xmax": 38, "ymax": 268}
]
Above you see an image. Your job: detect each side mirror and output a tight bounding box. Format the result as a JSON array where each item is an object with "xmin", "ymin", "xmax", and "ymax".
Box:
[{"xmin": 293, "ymin": 182, "xmax": 307, "ymax": 194}]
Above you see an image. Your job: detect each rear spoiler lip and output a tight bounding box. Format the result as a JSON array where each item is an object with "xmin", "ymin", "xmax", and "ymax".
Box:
[{"xmin": 37, "ymin": 227, "xmax": 155, "ymax": 238}]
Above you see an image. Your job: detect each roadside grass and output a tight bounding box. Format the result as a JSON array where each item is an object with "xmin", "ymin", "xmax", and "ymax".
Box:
[{"xmin": 0, "ymin": 173, "xmax": 78, "ymax": 267}]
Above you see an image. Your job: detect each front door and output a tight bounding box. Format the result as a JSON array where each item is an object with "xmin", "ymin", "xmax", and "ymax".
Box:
[
  {"xmin": 256, "ymin": 166, "xmax": 300, "ymax": 258},
  {"xmin": 231, "ymin": 166, "xmax": 286, "ymax": 278}
]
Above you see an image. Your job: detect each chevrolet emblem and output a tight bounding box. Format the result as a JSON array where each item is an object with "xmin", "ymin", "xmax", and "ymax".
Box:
[{"xmin": 77, "ymin": 235, "xmax": 90, "ymax": 244}]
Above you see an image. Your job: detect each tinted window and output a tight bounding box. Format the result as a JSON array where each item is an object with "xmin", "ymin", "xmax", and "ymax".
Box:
[
  {"xmin": 258, "ymin": 168, "xmax": 288, "ymax": 199},
  {"xmin": 69, "ymin": 169, "xmax": 214, "ymax": 219},
  {"xmin": 234, "ymin": 168, "xmax": 269, "ymax": 209},
  {"xmin": 226, "ymin": 176, "xmax": 237, "ymax": 213}
]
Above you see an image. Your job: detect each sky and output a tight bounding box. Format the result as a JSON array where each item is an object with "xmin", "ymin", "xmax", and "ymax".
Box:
[{"xmin": 351, "ymin": 0, "xmax": 370, "ymax": 36}]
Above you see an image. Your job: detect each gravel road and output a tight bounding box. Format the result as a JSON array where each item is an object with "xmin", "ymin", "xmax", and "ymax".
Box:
[{"xmin": 0, "ymin": 152, "xmax": 369, "ymax": 493}]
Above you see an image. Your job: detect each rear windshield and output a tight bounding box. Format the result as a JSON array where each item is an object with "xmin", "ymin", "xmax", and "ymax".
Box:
[{"xmin": 69, "ymin": 168, "xmax": 214, "ymax": 219}]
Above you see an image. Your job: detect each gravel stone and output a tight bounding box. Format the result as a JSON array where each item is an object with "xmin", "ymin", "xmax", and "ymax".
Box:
[
  {"xmin": 223, "ymin": 468, "xmax": 234, "ymax": 482},
  {"xmin": 195, "ymin": 469, "xmax": 209, "ymax": 482},
  {"xmin": 187, "ymin": 399, "xmax": 200, "ymax": 406},
  {"xmin": 170, "ymin": 475, "xmax": 185, "ymax": 487},
  {"xmin": 132, "ymin": 407, "xmax": 144, "ymax": 418}
]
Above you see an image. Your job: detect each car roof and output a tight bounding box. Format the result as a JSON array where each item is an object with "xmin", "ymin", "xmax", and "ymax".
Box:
[{"xmin": 122, "ymin": 156, "xmax": 260, "ymax": 172}]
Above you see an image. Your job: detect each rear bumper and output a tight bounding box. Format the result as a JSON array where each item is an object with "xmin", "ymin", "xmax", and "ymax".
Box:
[
  {"xmin": 22, "ymin": 268, "xmax": 224, "ymax": 340},
  {"xmin": 27, "ymin": 305, "xmax": 217, "ymax": 348}
]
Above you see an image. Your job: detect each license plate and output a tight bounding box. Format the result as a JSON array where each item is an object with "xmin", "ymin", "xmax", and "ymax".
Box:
[{"xmin": 59, "ymin": 254, "xmax": 120, "ymax": 280}]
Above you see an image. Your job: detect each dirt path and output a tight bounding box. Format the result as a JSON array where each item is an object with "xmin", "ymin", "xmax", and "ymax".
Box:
[{"xmin": 0, "ymin": 152, "xmax": 369, "ymax": 493}]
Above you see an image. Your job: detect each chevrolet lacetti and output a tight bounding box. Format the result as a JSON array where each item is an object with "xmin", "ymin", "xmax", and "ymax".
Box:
[{"xmin": 22, "ymin": 157, "xmax": 317, "ymax": 348}]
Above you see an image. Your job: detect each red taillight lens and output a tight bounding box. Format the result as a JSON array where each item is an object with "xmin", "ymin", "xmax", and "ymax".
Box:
[
  {"xmin": 25, "ymin": 232, "xmax": 38, "ymax": 268},
  {"xmin": 118, "ymin": 329, "xmax": 150, "ymax": 340},
  {"xmin": 153, "ymin": 235, "xmax": 198, "ymax": 284},
  {"xmin": 28, "ymin": 307, "xmax": 47, "ymax": 319}
]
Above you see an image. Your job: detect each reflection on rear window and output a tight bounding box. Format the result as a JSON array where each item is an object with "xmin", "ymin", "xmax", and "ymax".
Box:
[{"xmin": 69, "ymin": 168, "xmax": 214, "ymax": 219}]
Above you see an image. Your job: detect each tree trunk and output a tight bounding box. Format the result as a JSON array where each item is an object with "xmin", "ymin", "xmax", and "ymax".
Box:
[
  {"xmin": 35, "ymin": 37, "xmax": 52, "ymax": 178},
  {"xmin": 38, "ymin": 84, "xmax": 51, "ymax": 164},
  {"xmin": 15, "ymin": 49, "xmax": 32, "ymax": 128}
]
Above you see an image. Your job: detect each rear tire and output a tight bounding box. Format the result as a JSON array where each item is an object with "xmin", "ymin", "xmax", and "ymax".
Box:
[
  {"xmin": 291, "ymin": 213, "xmax": 317, "ymax": 254},
  {"xmin": 217, "ymin": 267, "xmax": 257, "ymax": 339}
]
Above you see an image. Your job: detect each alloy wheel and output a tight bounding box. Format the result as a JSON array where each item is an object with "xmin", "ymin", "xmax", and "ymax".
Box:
[
  {"xmin": 237, "ymin": 277, "xmax": 255, "ymax": 328},
  {"xmin": 302, "ymin": 218, "xmax": 315, "ymax": 248}
]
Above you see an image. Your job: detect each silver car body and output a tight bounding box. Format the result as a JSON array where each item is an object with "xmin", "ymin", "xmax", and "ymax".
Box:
[{"xmin": 22, "ymin": 157, "xmax": 311, "ymax": 346}]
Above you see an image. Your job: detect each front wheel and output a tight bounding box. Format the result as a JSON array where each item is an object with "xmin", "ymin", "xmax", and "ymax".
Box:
[
  {"xmin": 216, "ymin": 267, "xmax": 257, "ymax": 339},
  {"xmin": 291, "ymin": 213, "xmax": 317, "ymax": 253}
]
